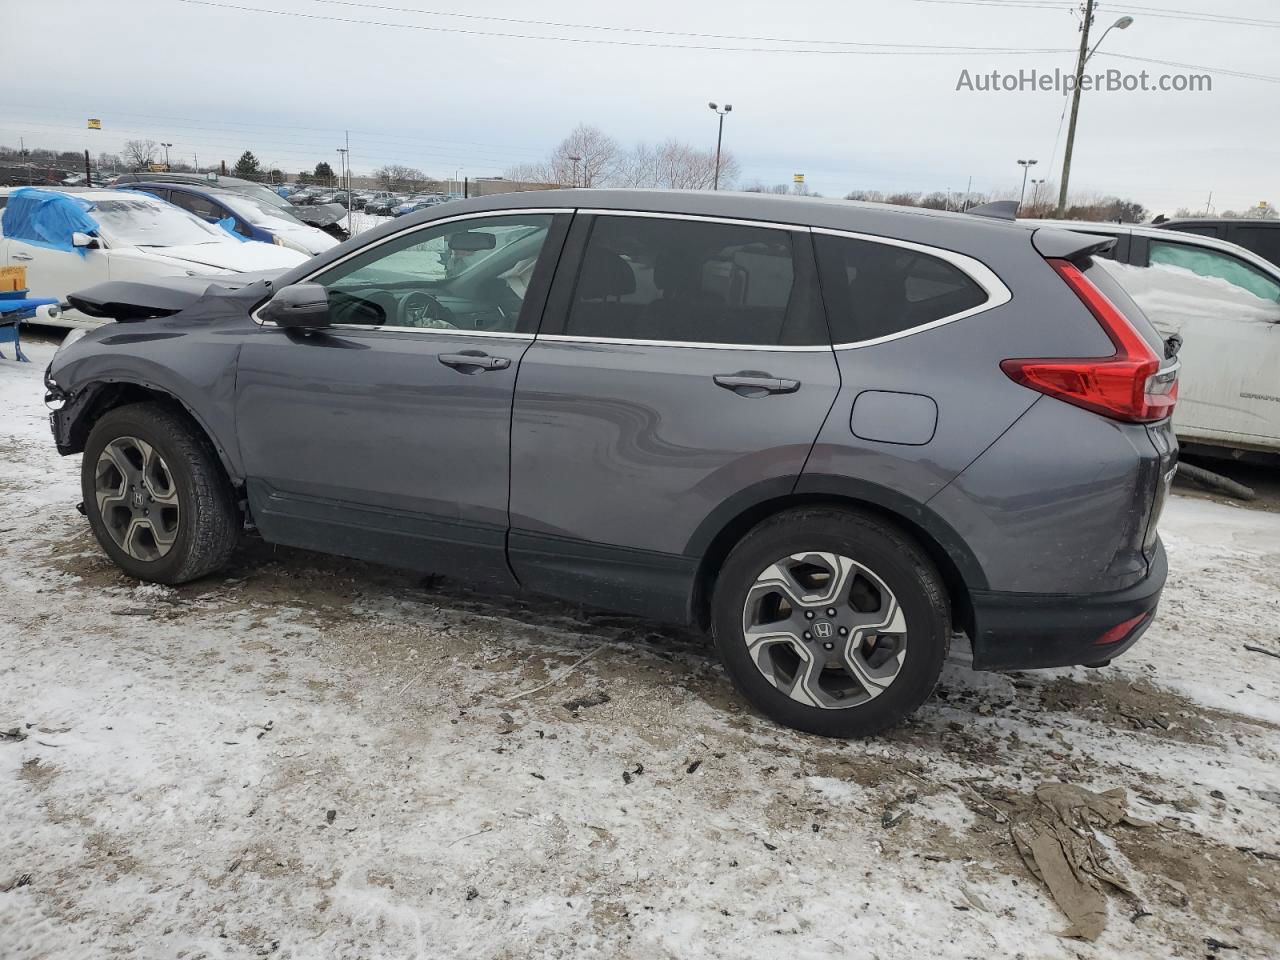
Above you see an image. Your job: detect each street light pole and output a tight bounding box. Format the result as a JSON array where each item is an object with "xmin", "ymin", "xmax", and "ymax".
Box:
[
  {"xmin": 1030, "ymin": 178, "xmax": 1045, "ymax": 210},
  {"xmin": 568, "ymin": 155, "xmax": 581, "ymax": 187},
  {"xmin": 708, "ymin": 102, "xmax": 732, "ymax": 191},
  {"xmin": 1057, "ymin": 4, "xmax": 1134, "ymax": 215},
  {"xmin": 161, "ymin": 142, "xmax": 173, "ymax": 169},
  {"xmin": 1017, "ymin": 159, "xmax": 1038, "ymax": 214}
]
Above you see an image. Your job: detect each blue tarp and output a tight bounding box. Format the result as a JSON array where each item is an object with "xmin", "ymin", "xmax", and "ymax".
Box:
[
  {"xmin": 216, "ymin": 216, "xmax": 248, "ymax": 241},
  {"xmin": 0, "ymin": 188, "xmax": 99, "ymax": 256}
]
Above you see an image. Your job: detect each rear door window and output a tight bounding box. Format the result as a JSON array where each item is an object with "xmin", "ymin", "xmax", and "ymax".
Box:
[
  {"xmin": 815, "ymin": 234, "xmax": 989, "ymax": 343},
  {"xmin": 562, "ymin": 215, "xmax": 826, "ymax": 346}
]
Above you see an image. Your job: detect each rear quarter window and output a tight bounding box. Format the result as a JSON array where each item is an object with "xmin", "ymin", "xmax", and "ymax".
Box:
[{"xmin": 814, "ymin": 234, "xmax": 989, "ymax": 344}]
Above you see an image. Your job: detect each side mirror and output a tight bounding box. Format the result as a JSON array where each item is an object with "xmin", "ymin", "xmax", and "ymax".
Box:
[
  {"xmin": 71, "ymin": 232, "xmax": 100, "ymax": 249},
  {"xmin": 260, "ymin": 282, "xmax": 330, "ymax": 328}
]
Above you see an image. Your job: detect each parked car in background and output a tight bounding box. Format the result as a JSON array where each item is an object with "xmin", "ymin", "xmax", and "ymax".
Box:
[
  {"xmin": 0, "ymin": 187, "xmax": 306, "ymax": 329},
  {"xmin": 311, "ymin": 189, "xmax": 352, "ymax": 207},
  {"xmin": 115, "ymin": 183, "xmax": 338, "ymax": 256},
  {"xmin": 364, "ymin": 194, "xmax": 406, "ymax": 216},
  {"xmin": 45, "ymin": 190, "xmax": 1177, "ymax": 737},
  {"xmin": 1155, "ymin": 217, "xmax": 1280, "ymax": 271},
  {"xmin": 392, "ymin": 195, "xmax": 444, "ymax": 217},
  {"xmin": 111, "ymin": 172, "xmax": 348, "ymax": 240},
  {"xmin": 1024, "ymin": 218, "xmax": 1280, "ymax": 454},
  {"xmin": 287, "ymin": 188, "xmax": 322, "ymax": 205}
]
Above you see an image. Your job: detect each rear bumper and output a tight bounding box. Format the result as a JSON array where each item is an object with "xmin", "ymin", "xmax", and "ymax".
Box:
[{"xmin": 968, "ymin": 539, "xmax": 1167, "ymax": 671}]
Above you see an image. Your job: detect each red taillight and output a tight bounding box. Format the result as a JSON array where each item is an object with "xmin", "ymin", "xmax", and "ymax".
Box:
[
  {"xmin": 1001, "ymin": 259, "xmax": 1177, "ymax": 424},
  {"xmin": 1095, "ymin": 611, "xmax": 1149, "ymax": 646}
]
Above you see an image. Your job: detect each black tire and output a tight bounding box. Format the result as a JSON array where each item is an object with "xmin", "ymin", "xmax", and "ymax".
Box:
[
  {"xmin": 711, "ymin": 507, "xmax": 950, "ymax": 738},
  {"xmin": 81, "ymin": 402, "xmax": 240, "ymax": 584}
]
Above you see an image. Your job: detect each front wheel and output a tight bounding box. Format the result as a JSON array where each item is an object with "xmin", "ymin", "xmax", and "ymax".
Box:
[
  {"xmin": 711, "ymin": 508, "xmax": 950, "ymax": 738},
  {"xmin": 81, "ymin": 402, "xmax": 240, "ymax": 584}
]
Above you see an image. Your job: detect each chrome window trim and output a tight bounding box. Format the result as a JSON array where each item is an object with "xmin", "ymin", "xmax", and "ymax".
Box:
[
  {"xmin": 580, "ymin": 208, "xmax": 810, "ymax": 233},
  {"xmin": 811, "ymin": 226, "xmax": 1013, "ymax": 350},
  {"xmin": 536, "ymin": 334, "xmax": 830, "ymax": 353},
  {"xmin": 251, "ymin": 207, "xmax": 572, "ymax": 330}
]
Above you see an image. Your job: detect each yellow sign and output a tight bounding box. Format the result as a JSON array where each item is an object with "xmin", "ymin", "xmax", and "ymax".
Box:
[
  {"xmin": 793, "ymin": 173, "xmax": 805, "ymax": 184},
  {"xmin": 87, "ymin": 118, "xmax": 101, "ymax": 130}
]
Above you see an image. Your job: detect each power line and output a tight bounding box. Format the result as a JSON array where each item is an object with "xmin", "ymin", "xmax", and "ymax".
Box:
[
  {"xmin": 299, "ymin": 0, "xmax": 1068, "ymax": 49},
  {"xmin": 906, "ymin": 0, "xmax": 1070, "ymax": 10},
  {"xmin": 909, "ymin": 0, "xmax": 1280, "ymax": 29},
  {"xmin": 1108, "ymin": 3, "xmax": 1280, "ymax": 29},
  {"xmin": 172, "ymin": 0, "xmax": 1073, "ymax": 54},
  {"xmin": 1100, "ymin": 51, "xmax": 1280, "ymax": 84}
]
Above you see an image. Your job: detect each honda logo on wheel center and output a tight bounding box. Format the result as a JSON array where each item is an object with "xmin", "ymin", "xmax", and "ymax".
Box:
[{"xmin": 813, "ymin": 621, "xmax": 833, "ymax": 639}]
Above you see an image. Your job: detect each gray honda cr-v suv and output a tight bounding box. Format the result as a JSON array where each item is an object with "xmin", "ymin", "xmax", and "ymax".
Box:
[{"xmin": 44, "ymin": 190, "xmax": 1179, "ymax": 737}]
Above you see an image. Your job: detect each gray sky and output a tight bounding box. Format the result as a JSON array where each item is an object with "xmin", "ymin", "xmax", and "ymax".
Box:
[{"xmin": 6, "ymin": 0, "xmax": 1277, "ymax": 215}]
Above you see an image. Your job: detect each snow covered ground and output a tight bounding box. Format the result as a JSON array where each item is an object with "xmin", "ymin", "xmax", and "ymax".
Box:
[{"xmin": 2, "ymin": 334, "xmax": 1278, "ymax": 959}]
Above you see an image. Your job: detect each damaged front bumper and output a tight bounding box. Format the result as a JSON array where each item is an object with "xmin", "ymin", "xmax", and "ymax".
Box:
[{"xmin": 43, "ymin": 365, "xmax": 86, "ymax": 454}]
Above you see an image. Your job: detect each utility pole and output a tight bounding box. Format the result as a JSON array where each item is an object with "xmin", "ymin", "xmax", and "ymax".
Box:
[
  {"xmin": 1057, "ymin": 0, "xmax": 1095, "ymax": 214},
  {"xmin": 1057, "ymin": 5, "xmax": 1134, "ymax": 215},
  {"xmin": 963, "ymin": 175, "xmax": 972, "ymax": 212},
  {"xmin": 344, "ymin": 130, "xmax": 352, "ymax": 235},
  {"xmin": 1204, "ymin": 190, "xmax": 1213, "ymax": 215}
]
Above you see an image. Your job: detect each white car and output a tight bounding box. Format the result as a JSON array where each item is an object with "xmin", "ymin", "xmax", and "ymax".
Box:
[
  {"xmin": 0, "ymin": 188, "xmax": 309, "ymax": 329},
  {"xmin": 1023, "ymin": 218, "xmax": 1280, "ymax": 454}
]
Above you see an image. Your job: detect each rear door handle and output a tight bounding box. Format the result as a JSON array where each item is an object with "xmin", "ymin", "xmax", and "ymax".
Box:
[
  {"xmin": 438, "ymin": 351, "xmax": 511, "ymax": 372},
  {"xmin": 713, "ymin": 372, "xmax": 801, "ymax": 395},
  {"xmin": 12, "ymin": 253, "xmax": 33, "ymax": 262}
]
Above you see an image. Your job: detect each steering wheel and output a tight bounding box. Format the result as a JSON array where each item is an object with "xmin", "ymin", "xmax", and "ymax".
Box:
[{"xmin": 399, "ymin": 291, "xmax": 456, "ymax": 329}]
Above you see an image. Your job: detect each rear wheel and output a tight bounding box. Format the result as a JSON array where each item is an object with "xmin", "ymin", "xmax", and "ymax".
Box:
[
  {"xmin": 82, "ymin": 402, "xmax": 240, "ymax": 584},
  {"xmin": 711, "ymin": 508, "xmax": 950, "ymax": 738}
]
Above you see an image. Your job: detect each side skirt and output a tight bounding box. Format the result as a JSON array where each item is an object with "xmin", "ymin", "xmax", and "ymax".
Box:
[
  {"xmin": 246, "ymin": 478, "xmax": 516, "ymax": 587},
  {"xmin": 508, "ymin": 530, "xmax": 698, "ymax": 625}
]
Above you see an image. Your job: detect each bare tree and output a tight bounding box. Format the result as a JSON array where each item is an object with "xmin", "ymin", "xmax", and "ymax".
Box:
[
  {"xmin": 744, "ymin": 182, "xmax": 792, "ymax": 195},
  {"xmin": 374, "ymin": 164, "xmax": 429, "ymax": 192},
  {"xmin": 550, "ymin": 124, "xmax": 619, "ymax": 187},
  {"xmin": 502, "ymin": 161, "xmax": 555, "ymax": 184},
  {"xmin": 123, "ymin": 139, "xmax": 159, "ymax": 170},
  {"xmin": 615, "ymin": 139, "xmax": 738, "ymax": 190},
  {"xmin": 884, "ymin": 192, "xmax": 921, "ymax": 207}
]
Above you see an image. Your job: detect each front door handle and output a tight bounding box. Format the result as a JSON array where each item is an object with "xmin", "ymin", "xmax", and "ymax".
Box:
[
  {"xmin": 12, "ymin": 253, "xmax": 33, "ymax": 262},
  {"xmin": 438, "ymin": 351, "xmax": 511, "ymax": 372},
  {"xmin": 713, "ymin": 372, "xmax": 801, "ymax": 396}
]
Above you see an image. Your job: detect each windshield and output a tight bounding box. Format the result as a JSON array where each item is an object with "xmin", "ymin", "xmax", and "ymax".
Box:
[
  {"xmin": 220, "ymin": 193, "xmax": 308, "ymax": 229},
  {"xmin": 222, "ymin": 181, "xmax": 295, "ymax": 210},
  {"xmin": 89, "ymin": 195, "xmax": 224, "ymax": 247}
]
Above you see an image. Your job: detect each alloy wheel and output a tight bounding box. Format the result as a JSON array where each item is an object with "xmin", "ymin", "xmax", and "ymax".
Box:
[
  {"xmin": 741, "ymin": 552, "xmax": 908, "ymax": 709},
  {"xmin": 94, "ymin": 436, "xmax": 181, "ymax": 562}
]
